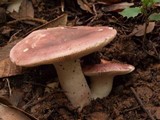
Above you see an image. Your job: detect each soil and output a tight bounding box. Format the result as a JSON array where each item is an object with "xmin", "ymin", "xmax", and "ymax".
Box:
[{"xmin": 0, "ymin": 0, "xmax": 160, "ymax": 120}]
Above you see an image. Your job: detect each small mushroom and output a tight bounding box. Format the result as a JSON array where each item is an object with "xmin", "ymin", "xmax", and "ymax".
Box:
[
  {"xmin": 9, "ymin": 26, "xmax": 117, "ymax": 110},
  {"xmin": 83, "ymin": 59, "xmax": 135, "ymax": 99}
]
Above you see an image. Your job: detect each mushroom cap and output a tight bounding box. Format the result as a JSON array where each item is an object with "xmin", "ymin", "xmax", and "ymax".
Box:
[
  {"xmin": 10, "ymin": 26, "xmax": 117, "ymax": 67},
  {"xmin": 83, "ymin": 61, "xmax": 135, "ymax": 76}
]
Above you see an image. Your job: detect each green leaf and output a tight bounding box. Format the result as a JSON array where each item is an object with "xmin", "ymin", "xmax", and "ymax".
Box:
[
  {"xmin": 153, "ymin": 0, "xmax": 160, "ymax": 3},
  {"xmin": 141, "ymin": 0, "xmax": 153, "ymax": 7},
  {"xmin": 141, "ymin": 0, "xmax": 160, "ymax": 7},
  {"xmin": 119, "ymin": 7, "xmax": 142, "ymax": 18},
  {"xmin": 149, "ymin": 13, "xmax": 160, "ymax": 21}
]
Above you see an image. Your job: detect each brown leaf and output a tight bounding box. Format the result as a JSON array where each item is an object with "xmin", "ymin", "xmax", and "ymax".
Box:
[
  {"xmin": 102, "ymin": 2, "xmax": 134, "ymax": 12},
  {"xmin": 8, "ymin": 0, "xmax": 34, "ymax": 19},
  {"xmin": 19, "ymin": 0, "xmax": 34, "ymax": 18},
  {"xmin": 7, "ymin": 0, "xmax": 23, "ymax": 13},
  {"xmin": 40, "ymin": 13, "xmax": 68, "ymax": 29},
  {"xmin": 0, "ymin": 39, "xmax": 21, "ymax": 61},
  {"xmin": 0, "ymin": 89, "xmax": 23, "ymax": 106},
  {"xmin": 130, "ymin": 22, "xmax": 155, "ymax": 36},
  {"xmin": 12, "ymin": 106, "xmax": 38, "ymax": 120},
  {"xmin": 0, "ymin": 58, "xmax": 23, "ymax": 78},
  {"xmin": 0, "ymin": 95, "xmax": 37, "ymax": 120},
  {"xmin": 9, "ymin": 89, "xmax": 24, "ymax": 106},
  {"xmin": 0, "ymin": 104, "xmax": 31, "ymax": 120},
  {"xmin": 77, "ymin": 0, "xmax": 93, "ymax": 13},
  {"xmin": 45, "ymin": 81, "xmax": 58, "ymax": 92},
  {"xmin": 0, "ymin": 97, "xmax": 12, "ymax": 106}
]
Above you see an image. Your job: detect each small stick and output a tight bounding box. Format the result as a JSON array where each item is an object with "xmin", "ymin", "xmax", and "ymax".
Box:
[
  {"xmin": 7, "ymin": 18, "xmax": 47, "ymax": 25},
  {"xmin": 22, "ymin": 90, "xmax": 64, "ymax": 110},
  {"xmin": 130, "ymin": 87, "xmax": 155, "ymax": 120},
  {"xmin": 22, "ymin": 92, "xmax": 52, "ymax": 110},
  {"xmin": 122, "ymin": 105, "xmax": 140, "ymax": 113},
  {"xmin": 5, "ymin": 78, "xmax": 12, "ymax": 96}
]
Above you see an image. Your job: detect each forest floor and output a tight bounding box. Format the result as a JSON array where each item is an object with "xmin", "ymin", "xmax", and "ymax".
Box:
[{"xmin": 0, "ymin": 0, "xmax": 160, "ymax": 120}]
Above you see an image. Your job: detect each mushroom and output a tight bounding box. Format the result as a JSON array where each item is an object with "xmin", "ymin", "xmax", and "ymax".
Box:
[
  {"xmin": 83, "ymin": 59, "xmax": 135, "ymax": 99},
  {"xmin": 9, "ymin": 26, "xmax": 117, "ymax": 110}
]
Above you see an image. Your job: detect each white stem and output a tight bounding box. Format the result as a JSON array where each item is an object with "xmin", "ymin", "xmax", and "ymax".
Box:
[
  {"xmin": 90, "ymin": 75, "xmax": 113, "ymax": 99},
  {"xmin": 54, "ymin": 59, "xmax": 91, "ymax": 111}
]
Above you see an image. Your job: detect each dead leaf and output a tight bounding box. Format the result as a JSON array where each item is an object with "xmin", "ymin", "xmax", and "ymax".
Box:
[
  {"xmin": 8, "ymin": 0, "xmax": 34, "ymax": 19},
  {"xmin": 7, "ymin": 0, "xmax": 23, "ymax": 13},
  {"xmin": 0, "ymin": 89, "xmax": 23, "ymax": 106},
  {"xmin": 0, "ymin": 104, "xmax": 31, "ymax": 120},
  {"xmin": 45, "ymin": 80, "xmax": 58, "ymax": 93},
  {"xmin": 12, "ymin": 106, "xmax": 38, "ymax": 120},
  {"xmin": 0, "ymin": 39, "xmax": 21, "ymax": 61},
  {"xmin": 130, "ymin": 22, "xmax": 155, "ymax": 36},
  {"xmin": 0, "ymin": 99, "xmax": 38, "ymax": 119},
  {"xmin": 102, "ymin": 2, "xmax": 134, "ymax": 12},
  {"xmin": 9, "ymin": 89, "xmax": 24, "ymax": 106},
  {"xmin": 19, "ymin": 0, "xmax": 34, "ymax": 18},
  {"xmin": 0, "ymin": 58, "xmax": 23, "ymax": 78},
  {"xmin": 41, "ymin": 13, "xmax": 68, "ymax": 28},
  {"xmin": 77, "ymin": 0, "xmax": 93, "ymax": 14},
  {"xmin": 0, "ymin": 97, "xmax": 12, "ymax": 106}
]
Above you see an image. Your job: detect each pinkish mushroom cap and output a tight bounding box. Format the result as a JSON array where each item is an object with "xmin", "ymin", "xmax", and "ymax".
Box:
[
  {"xmin": 83, "ymin": 61, "xmax": 135, "ymax": 76},
  {"xmin": 83, "ymin": 60, "xmax": 135, "ymax": 99},
  {"xmin": 9, "ymin": 26, "xmax": 117, "ymax": 111},
  {"xmin": 10, "ymin": 26, "xmax": 117, "ymax": 66}
]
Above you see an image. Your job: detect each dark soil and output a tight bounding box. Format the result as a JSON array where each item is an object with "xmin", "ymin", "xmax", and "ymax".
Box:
[{"xmin": 0, "ymin": 0, "xmax": 160, "ymax": 120}]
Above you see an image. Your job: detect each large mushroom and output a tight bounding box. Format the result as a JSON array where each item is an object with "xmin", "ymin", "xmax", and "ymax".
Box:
[
  {"xmin": 83, "ymin": 59, "xmax": 135, "ymax": 99},
  {"xmin": 9, "ymin": 26, "xmax": 117, "ymax": 110}
]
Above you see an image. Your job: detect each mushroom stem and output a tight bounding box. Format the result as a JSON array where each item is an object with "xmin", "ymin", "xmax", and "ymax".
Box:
[
  {"xmin": 90, "ymin": 75, "xmax": 113, "ymax": 99},
  {"xmin": 54, "ymin": 59, "xmax": 91, "ymax": 111}
]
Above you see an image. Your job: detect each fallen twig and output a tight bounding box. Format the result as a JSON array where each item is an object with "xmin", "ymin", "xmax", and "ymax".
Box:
[
  {"xmin": 7, "ymin": 18, "xmax": 47, "ymax": 25},
  {"xmin": 22, "ymin": 93, "xmax": 52, "ymax": 110},
  {"xmin": 122, "ymin": 105, "xmax": 140, "ymax": 113},
  {"xmin": 130, "ymin": 87, "xmax": 155, "ymax": 120}
]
